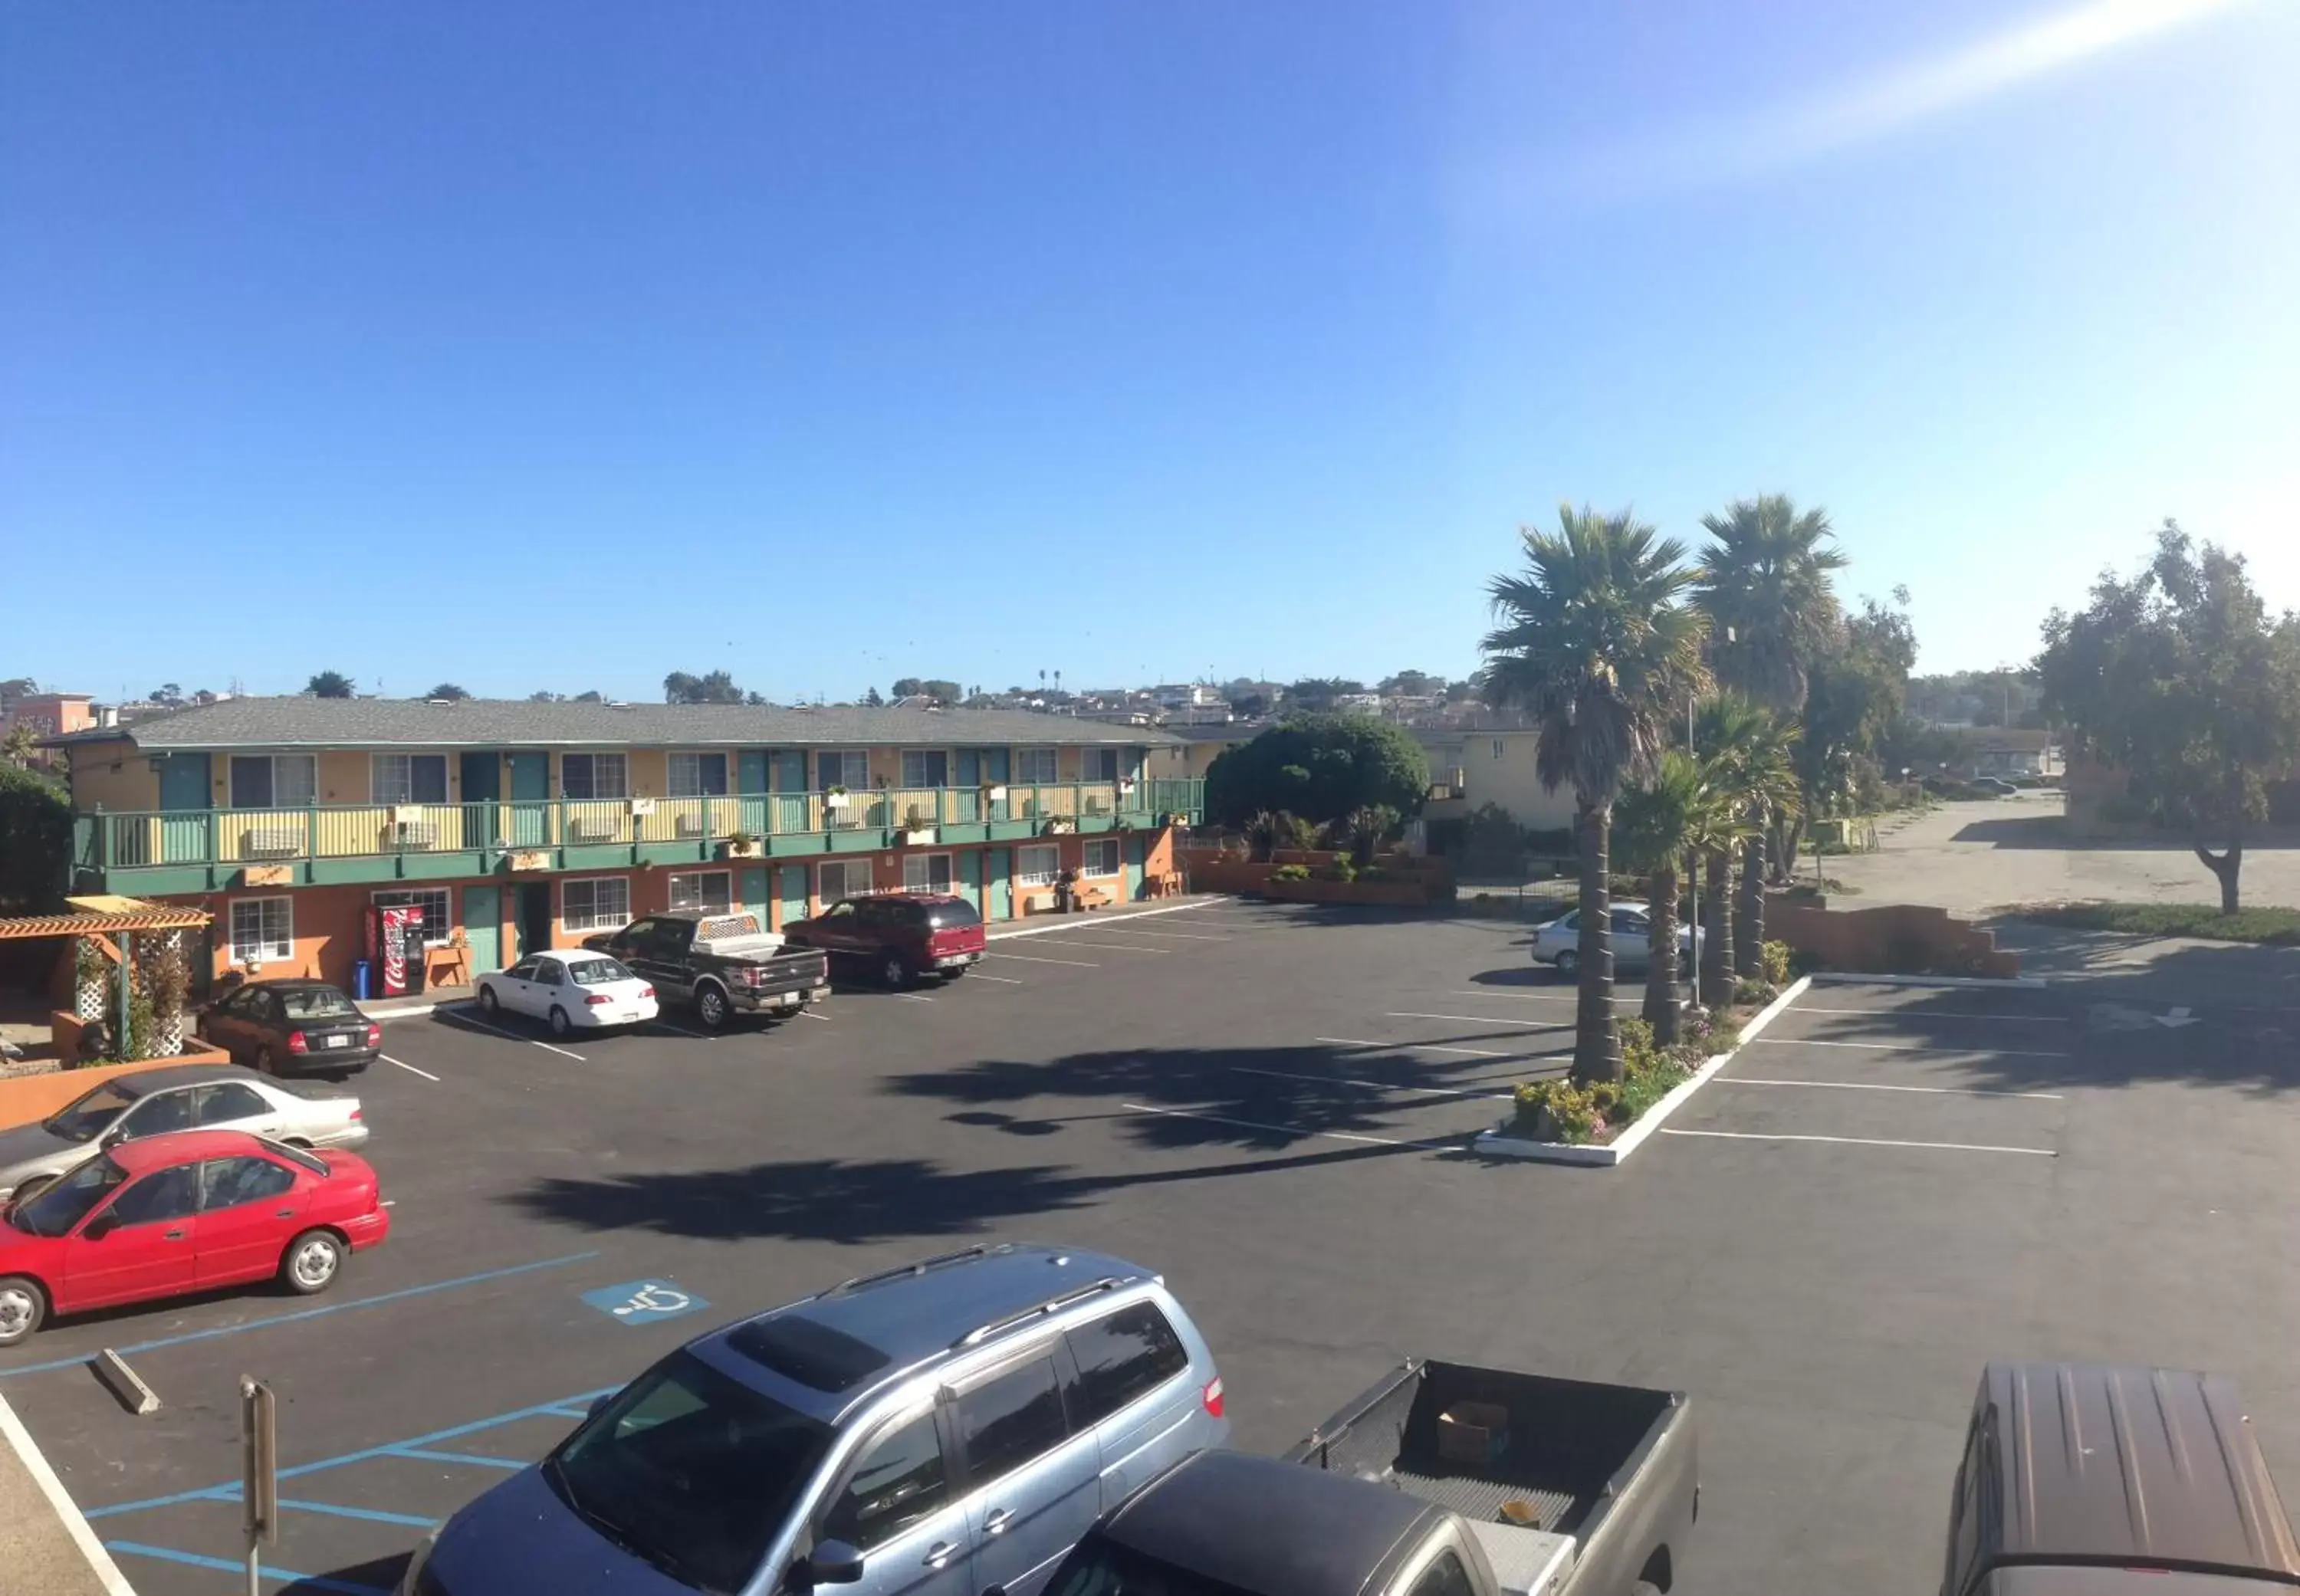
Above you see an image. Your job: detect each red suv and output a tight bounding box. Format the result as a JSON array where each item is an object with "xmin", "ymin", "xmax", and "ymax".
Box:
[{"xmin": 782, "ymin": 893, "xmax": 986, "ymax": 987}]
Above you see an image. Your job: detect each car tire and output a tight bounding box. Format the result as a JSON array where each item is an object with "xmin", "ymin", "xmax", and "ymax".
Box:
[
  {"xmin": 548, "ymin": 1006, "xmax": 572, "ymax": 1038},
  {"xmin": 943, "ymin": 965, "xmax": 968, "ymax": 980},
  {"xmin": 695, "ymin": 984, "xmax": 731, "ymax": 1030},
  {"xmin": 0, "ymin": 1276, "xmax": 46, "ymax": 1346},
  {"xmin": 478, "ymin": 986, "xmax": 501, "ymax": 1017},
  {"xmin": 255, "ymin": 1045, "xmax": 276, "ymax": 1075},
  {"xmin": 881, "ymin": 953, "xmax": 912, "ymax": 989},
  {"xmin": 1555, "ymin": 950, "xmax": 1579, "ymax": 979},
  {"xmin": 279, "ymin": 1230, "xmax": 345, "ymax": 1296}
]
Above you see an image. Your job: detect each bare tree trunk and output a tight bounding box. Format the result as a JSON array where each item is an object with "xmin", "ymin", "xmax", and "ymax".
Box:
[
  {"xmin": 1735, "ymin": 829, "xmax": 1766, "ymax": 977},
  {"xmin": 1700, "ymin": 848, "xmax": 1733, "ymax": 997},
  {"xmin": 2196, "ymin": 843, "xmax": 2242, "ymax": 914},
  {"xmin": 1772, "ymin": 812, "xmax": 1806, "ymax": 884},
  {"xmin": 1572, "ymin": 800, "xmax": 1622, "ymax": 1084},
  {"xmin": 1644, "ymin": 861, "xmax": 1681, "ymax": 1046}
]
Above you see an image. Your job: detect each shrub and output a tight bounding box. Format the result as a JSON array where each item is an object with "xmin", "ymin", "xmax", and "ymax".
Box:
[
  {"xmin": 1733, "ymin": 975, "xmax": 1777, "ymax": 1008},
  {"xmin": 1760, "ymin": 939, "xmax": 1792, "ymax": 985},
  {"xmin": 1513, "ymin": 1080, "xmax": 1606, "ymax": 1144},
  {"xmin": 1270, "ymin": 863, "xmax": 1312, "ymax": 882},
  {"xmin": 1325, "ymin": 859, "xmax": 1359, "ymax": 883}
]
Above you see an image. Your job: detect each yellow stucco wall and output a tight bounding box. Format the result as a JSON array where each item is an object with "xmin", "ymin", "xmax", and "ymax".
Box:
[
  {"xmin": 1459, "ymin": 732, "xmax": 1579, "ymax": 831},
  {"xmin": 67, "ymin": 740, "xmax": 158, "ymax": 811}
]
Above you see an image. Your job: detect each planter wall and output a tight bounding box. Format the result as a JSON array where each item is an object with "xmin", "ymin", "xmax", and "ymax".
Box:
[{"xmin": 1769, "ymin": 899, "xmax": 2019, "ymax": 979}]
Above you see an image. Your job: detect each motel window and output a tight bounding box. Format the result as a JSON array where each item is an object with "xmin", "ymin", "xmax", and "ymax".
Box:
[
  {"xmin": 561, "ymin": 753, "xmax": 629, "ymax": 801},
  {"xmin": 563, "ymin": 877, "xmax": 631, "ymax": 934},
  {"xmin": 228, "ymin": 755, "xmax": 317, "ymax": 809},
  {"xmin": 820, "ymin": 859, "xmax": 872, "ymax": 904},
  {"xmin": 1014, "ymin": 844, "xmax": 1060, "ymax": 888},
  {"xmin": 1082, "ymin": 839, "xmax": 1121, "ymax": 877},
  {"xmin": 667, "ymin": 871, "xmax": 733, "ymax": 916},
  {"xmin": 817, "ymin": 750, "xmax": 869, "ymax": 791},
  {"xmin": 1014, "ymin": 747, "xmax": 1058, "ymax": 785},
  {"xmin": 374, "ymin": 888, "xmax": 452, "ymax": 947},
  {"xmin": 371, "ymin": 754, "xmax": 448, "ymax": 805},
  {"xmin": 1079, "ymin": 747, "xmax": 1122, "ymax": 783},
  {"xmin": 668, "ymin": 753, "xmax": 729, "ymax": 797},
  {"xmin": 903, "ymin": 854, "xmax": 954, "ymax": 895},
  {"xmin": 229, "ymin": 898, "xmax": 294, "ymax": 966},
  {"xmin": 899, "ymin": 750, "xmax": 950, "ymax": 789}
]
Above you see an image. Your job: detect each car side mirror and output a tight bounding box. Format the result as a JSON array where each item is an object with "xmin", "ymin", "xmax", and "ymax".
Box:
[
  {"xmin": 83, "ymin": 1210, "xmax": 119, "ymax": 1241},
  {"xmin": 587, "ymin": 1395, "xmax": 612, "ymax": 1420},
  {"xmin": 797, "ymin": 1542, "xmax": 863, "ymax": 1588},
  {"xmin": 99, "ymin": 1128, "xmax": 127, "ymax": 1150}
]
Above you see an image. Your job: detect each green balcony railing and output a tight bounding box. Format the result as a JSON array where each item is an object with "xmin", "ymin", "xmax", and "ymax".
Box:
[{"xmin": 85, "ymin": 780, "xmax": 1207, "ymax": 878}]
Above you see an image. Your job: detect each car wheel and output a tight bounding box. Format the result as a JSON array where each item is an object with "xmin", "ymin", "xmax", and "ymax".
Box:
[
  {"xmin": 548, "ymin": 1006, "xmax": 572, "ymax": 1037},
  {"xmin": 942, "ymin": 965, "xmax": 968, "ymax": 980},
  {"xmin": 280, "ymin": 1230, "xmax": 345, "ymax": 1296},
  {"xmin": 478, "ymin": 985, "xmax": 500, "ymax": 1017},
  {"xmin": 255, "ymin": 1046, "xmax": 276, "ymax": 1075},
  {"xmin": 0, "ymin": 1277, "xmax": 46, "ymax": 1346},
  {"xmin": 695, "ymin": 984, "xmax": 730, "ymax": 1030},
  {"xmin": 1555, "ymin": 949, "xmax": 1580, "ymax": 979}
]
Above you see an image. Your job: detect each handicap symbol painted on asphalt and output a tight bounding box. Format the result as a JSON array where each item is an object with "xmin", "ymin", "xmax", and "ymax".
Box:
[{"xmin": 581, "ymin": 1279, "xmax": 711, "ymax": 1325}]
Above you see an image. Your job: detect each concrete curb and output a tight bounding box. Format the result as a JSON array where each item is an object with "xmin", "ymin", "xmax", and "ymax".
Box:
[
  {"xmin": 0, "ymin": 1392, "xmax": 138, "ymax": 1596},
  {"xmin": 1474, "ymin": 975, "xmax": 1814, "ymax": 1168},
  {"xmin": 1809, "ymin": 970, "xmax": 2048, "ymax": 990},
  {"xmin": 90, "ymin": 1351, "xmax": 159, "ymax": 1417}
]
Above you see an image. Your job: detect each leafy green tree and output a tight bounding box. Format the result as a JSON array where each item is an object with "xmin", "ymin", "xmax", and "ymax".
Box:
[
  {"xmin": 573, "ymin": 690, "xmax": 603, "ymax": 703},
  {"xmin": 1789, "ymin": 590, "xmax": 1916, "ymax": 870},
  {"xmin": 1283, "ymin": 678, "xmax": 1365, "ymax": 713},
  {"xmin": 892, "ymin": 678, "xmax": 925, "ymax": 698},
  {"xmin": 426, "ymin": 682, "xmax": 471, "ymax": 701},
  {"xmin": 865, "ymin": 686, "xmax": 886, "ymax": 707},
  {"xmin": 1480, "ymin": 504, "xmax": 1709, "ymax": 1084},
  {"xmin": 0, "ymin": 763, "xmax": 71, "ymax": 914},
  {"xmin": 306, "ymin": 670, "xmax": 355, "ymax": 698},
  {"xmin": 663, "ymin": 670, "xmax": 744, "ymax": 704},
  {"xmin": 2036, "ymin": 521, "xmax": 2300, "ymax": 911},
  {"xmin": 1614, "ymin": 751, "xmax": 1734, "ymax": 1043},
  {"xmin": 1378, "ymin": 670, "xmax": 1441, "ymax": 696},
  {"xmin": 1693, "ymin": 494, "xmax": 1848, "ymax": 711},
  {"xmin": 1204, "ymin": 714, "xmax": 1428, "ymax": 830}
]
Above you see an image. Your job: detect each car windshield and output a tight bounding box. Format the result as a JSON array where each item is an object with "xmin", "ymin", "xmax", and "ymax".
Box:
[
  {"xmin": 41, "ymin": 1081, "xmax": 137, "ymax": 1142},
  {"xmin": 1046, "ymin": 1535, "xmax": 1250, "ymax": 1596},
  {"xmin": 570, "ymin": 957, "xmax": 636, "ymax": 987},
  {"xmin": 280, "ymin": 987, "xmax": 359, "ymax": 1020},
  {"xmin": 11, "ymin": 1155, "xmax": 128, "ymax": 1238},
  {"xmin": 544, "ymin": 1350, "xmax": 833, "ymax": 1594}
]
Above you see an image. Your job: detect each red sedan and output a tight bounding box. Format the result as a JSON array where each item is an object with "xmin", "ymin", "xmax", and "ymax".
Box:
[{"xmin": 0, "ymin": 1129, "xmax": 389, "ymax": 1347}]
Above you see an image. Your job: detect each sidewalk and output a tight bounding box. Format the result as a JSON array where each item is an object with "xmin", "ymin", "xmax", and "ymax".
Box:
[
  {"xmin": 364, "ymin": 895, "xmax": 1234, "ymax": 1019},
  {"xmin": 0, "ymin": 1395, "xmax": 135, "ymax": 1596}
]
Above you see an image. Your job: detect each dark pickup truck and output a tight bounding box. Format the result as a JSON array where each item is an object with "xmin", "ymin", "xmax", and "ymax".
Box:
[
  {"xmin": 1046, "ymin": 1358, "xmax": 1695, "ymax": 1596},
  {"xmin": 583, "ymin": 911, "xmax": 830, "ymax": 1030}
]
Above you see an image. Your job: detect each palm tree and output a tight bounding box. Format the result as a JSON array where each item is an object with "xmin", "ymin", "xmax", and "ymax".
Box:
[
  {"xmin": 1482, "ymin": 504, "xmax": 1709, "ymax": 1083},
  {"xmin": 1614, "ymin": 750, "xmax": 1733, "ymax": 1044},
  {"xmin": 1691, "ymin": 694, "xmax": 1768, "ymax": 990},
  {"xmin": 1692, "ymin": 494, "xmax": 1848, "ymax": 712},
  {"xmin": 1730, "ymin": 712, "xmax": 1801, "ymax": 973},
  {"xmin": 2, "ymin": 722, "xmax": 39, "ymax": 768}
]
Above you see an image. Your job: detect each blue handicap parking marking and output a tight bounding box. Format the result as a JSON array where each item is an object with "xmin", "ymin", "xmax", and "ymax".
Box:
[{"xmin": 580, "ymin": 1279, "xmax": 711, "ymax": 1325}]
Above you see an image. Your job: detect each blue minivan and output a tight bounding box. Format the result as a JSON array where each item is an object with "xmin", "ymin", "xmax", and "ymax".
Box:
[{"xmin": 401, "ymin": 1244, "xmax": 1227, "ymax": 1596}]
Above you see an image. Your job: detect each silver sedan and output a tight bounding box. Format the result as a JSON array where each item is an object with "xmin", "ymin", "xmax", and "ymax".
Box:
[
  {"xmin": 1530, "ymin": 901, "xmax": 1700, "ymax": 978},
  {"xmin": 0, "ymin": 1063, "xmax": 366, "ymax": 1205}
]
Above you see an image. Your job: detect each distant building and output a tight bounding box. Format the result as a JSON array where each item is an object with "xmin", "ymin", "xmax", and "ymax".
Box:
[
  {"xmin": 1413, "ymin": 724, "xmax": 1577, "ymax": 836},
  {"xmin": 4, "ymin": 689, "xmax": 95, "ymax": 769}
]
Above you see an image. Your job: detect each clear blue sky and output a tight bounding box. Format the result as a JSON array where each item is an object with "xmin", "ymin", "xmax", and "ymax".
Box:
[{"xmin": 5, "ymin": 2, "xmax": 2295, "ymax": 704}]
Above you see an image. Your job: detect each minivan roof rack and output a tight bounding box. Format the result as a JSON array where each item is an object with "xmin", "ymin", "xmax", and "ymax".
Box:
[
  {"xmin": 824, "ymin": 1243, "xmax": 1007, "ymax": 1298},
  {"xmin": 954, "ymin": 1277, "xmax": 1123, "ymax": 1348}
]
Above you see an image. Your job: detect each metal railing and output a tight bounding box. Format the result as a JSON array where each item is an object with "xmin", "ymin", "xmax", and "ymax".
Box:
[{"xmin": 87, "ymin": 780, "xmax": 1205, "ymax": 872}]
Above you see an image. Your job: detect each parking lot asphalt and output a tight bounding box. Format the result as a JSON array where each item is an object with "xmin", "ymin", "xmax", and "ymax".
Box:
[{"xmin": 8, "ymin": 901, "xmax": 2300, "ymax": 1596}]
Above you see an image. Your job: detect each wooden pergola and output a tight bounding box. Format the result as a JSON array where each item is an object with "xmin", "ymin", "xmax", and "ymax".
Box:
[{"xmin": 0, "ymin": 895, "xmax": 212, "ymax": 1060}]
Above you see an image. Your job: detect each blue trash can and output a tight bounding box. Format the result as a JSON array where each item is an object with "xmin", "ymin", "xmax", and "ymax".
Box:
[{"xmin": 353, "ymin": 959, "xmax": 373, "ymax": 1001}]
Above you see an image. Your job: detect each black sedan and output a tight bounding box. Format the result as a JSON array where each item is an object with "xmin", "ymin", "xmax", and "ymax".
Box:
[{"xmin": 194, "ymin": 980, "xmax": 380, "ymax": 1079}]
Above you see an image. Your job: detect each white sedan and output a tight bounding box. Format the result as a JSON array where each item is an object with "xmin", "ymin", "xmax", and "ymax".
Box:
[
  {"xmin": 1530, "ymin": 901, "xmax": 1701, "ymax": 979},
  {"xmin": 475, "ymin": 951, "xmax": 659, "ymax": 1036}
]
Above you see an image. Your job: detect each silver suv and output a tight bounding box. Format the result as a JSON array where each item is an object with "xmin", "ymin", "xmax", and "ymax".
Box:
[{"xmin": 404, "ymin": 1243, "xmax": 1228, "ymax": 1596}]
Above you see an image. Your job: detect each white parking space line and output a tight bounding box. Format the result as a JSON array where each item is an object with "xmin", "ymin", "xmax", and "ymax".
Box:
[
  {"xmin": 1754, "ymin": 1036, "xmax": 2069, "ymax": 1059},
  {"xmin": 380, "ymin": 1054, "xmax": 441, "ymax": 1082},
  {"xmin": 1120, "ymin": 1101, "xmax": 1458, "ymax": 1150},
  {"xmin": 984, "ymin": 951, "xmax": 1099, "ymax": 967},
  {"xmin": 1717, "ymin": 1077, "xmax": 2065, "ymax": 1101},
  {"xmin": 796, "ymin": 1009, "xmax": 832, "ymax": 1020},
  {"xmin": 965, "ymin": 973, "xmax": 1025, "ymax": 984},
  {"xmin": 1079, "ymin": 927, "xmax": 1231, "ymax": 941},
  {"xmin": 895, "ymin": 993, "xmax": 935, "ymax": 1003},
  {"xmin": 1444, "ymin": 990, "xmax": 1640, "ymax": 1005},
  {"xmin": 1660, "ymin": 1128, "xmax": 2057, "ymax": 1157},
  {"xmin": 1790, "ymin": 1005, "xmax": 2065, "ymax": 1023},
  {"xmin": 1237, "ymin": 1065, "xmax": 1511, "ymax": 1100},
  {"xmin": 1318, "ymin": 1036, "xmax": 1516, "ymax": 1059},
  {"xmin": 449, "ymin": 1012, "xmax": 586, "ymax": 1061},
  {"xmin": 1385, "ymin": 1011, "xmax": 1566, "ymax": 1030},
  {"xmin": 646, "ymin": 1020, "xmax": 717, "ymax": 1041},
  {"xmin": 1028, "ymin": 940, "xmax": 1171, "ymax": 954}
]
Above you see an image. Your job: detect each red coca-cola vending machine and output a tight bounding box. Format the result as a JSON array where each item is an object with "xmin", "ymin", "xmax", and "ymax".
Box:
[{"xmin": 364, "ymin": 904, "xmax": 427, "ymax": 998}]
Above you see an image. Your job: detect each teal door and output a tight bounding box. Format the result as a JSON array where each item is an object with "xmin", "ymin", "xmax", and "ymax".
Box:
[
  {"xmin": 738, "ymin": 751, "xmax": 770, "ymax": 835},
  {"xmin": 157, "ymin": 754, "xmax": 212, "ymax": 864},
  {"xmin": 461, "ymin": 754, "xmax": 501, "ymax": 851},
  {"xmin": 984, "ymin": 847, "xmax": 1012, "ymax": 921},
  {"xmin": 771, "ymin": 750, "xmax": 809, "ymax": 835},
  {"xmin": 1125, "ymin": 835, "xmax": 1146, "ymax": 901},
  {"xmin": 462, "ymin": 885, "xmax": 501, "ymax": 973},
  {"xmin": 777, "ymin": 865, "xmax": 809, "ymax": 931},
  {"xmin": 740, "ymin": 866, "xmax": 769, "ymax": 923},
  {"xmin": 508, "ymin": 753, "xmax": 549, "ymax": 846},
  {"xmin": 957, "ymin": 849, "xmax": 982, "ymax": 911},
  {"xmin": 982, "ymin": 748, "xmax": 1010, "ymax": 822}
]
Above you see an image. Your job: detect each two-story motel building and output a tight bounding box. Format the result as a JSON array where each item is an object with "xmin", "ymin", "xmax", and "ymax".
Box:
[{"xmin": 53, "ymin": 698, "xmax": 1204, "ymax": 991}]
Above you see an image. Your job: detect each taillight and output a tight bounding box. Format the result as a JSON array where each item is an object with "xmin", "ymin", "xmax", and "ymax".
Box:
[
  {"xmin": 350, "ymin": 1108, "xmax": 363, "ymax": 1121},
  {"xmin": 364, "ymin": 1024, "xmax": 381, "ymax": 1047},
  {"xmin": 287, "ymin": 1031, "xmax": 308, "ymax": 1055},
  {"xmin": 1201, "ymin": 1377, "xmax": 1224, "ymax": 1419},
  {"xmin": 639, "ymin": 986, "xmax": 655, "ymax": 1000},
  {"xmin": 585, "ymin": 993, "xmax": 613, "ymax": 1006}
]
